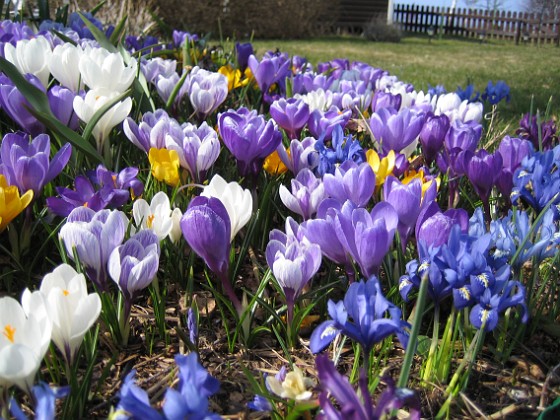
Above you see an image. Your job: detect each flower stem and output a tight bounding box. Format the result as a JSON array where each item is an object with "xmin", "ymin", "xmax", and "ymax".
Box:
[
  {"xmin": 397, "ymin": 270, "xmax": 430, "ymax": 389},
  {"xmin": 422, "ymin": 303, "xmax": 440, "ymax": 383}
]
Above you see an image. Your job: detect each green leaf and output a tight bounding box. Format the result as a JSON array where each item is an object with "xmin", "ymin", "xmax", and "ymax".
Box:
[
  {"xmin": 90, "ymin": 0, "xmax": 107, "ymax": 16},
  {"xmin": 109, "ymin": 15, "xmax": 128, "ymax": 46},
  {"xmin": 78, "ymin": 11, "xmax": 116, "ymax": 52}
]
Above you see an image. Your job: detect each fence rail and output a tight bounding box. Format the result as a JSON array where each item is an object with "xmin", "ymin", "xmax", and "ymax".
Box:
[{"xmin": 392, "ymin": 4, "xmax": 560, "ymax": 45}]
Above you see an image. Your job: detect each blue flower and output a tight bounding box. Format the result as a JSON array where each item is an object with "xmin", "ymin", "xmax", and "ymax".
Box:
[
  {"xmin": 247, "ymin": 395, "xmax": 273, "ymax": 412},
  {"xmin": 9, "ymin": 382, "xmax": 69, "ymax": 420},
  {"xmin": 455, "ymin": 83, "xmax": 480, "ymax": 102},
  {"xmin": 314, "ymin": 125, "xmax": 365, "ymax": 176},
  {"xmin": 310, "ymin": 276, "xmax": 409, "ymax": 355},
  {"xmin": 482, "ymin": 80, "xmax": 510, "ymax": 105},
  {"xmin": 115, "ymin": 370, "xmax": 164, "ymax": 420}
]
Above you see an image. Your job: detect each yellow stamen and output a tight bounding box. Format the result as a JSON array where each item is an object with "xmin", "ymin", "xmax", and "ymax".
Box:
[
  {"xmin": 147, "ymin": 214, "xmax": 155, "ymax": 229},
  {"xmin": 2, "ymin": 324, "xmax": 16, "ymax": 343},
  {"xmin": 63, "ymin": 290, "xmax": 70, "ymax": 296}
]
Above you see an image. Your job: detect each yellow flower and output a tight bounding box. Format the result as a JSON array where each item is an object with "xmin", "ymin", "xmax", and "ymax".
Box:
[
  {"xmin": 0, "ymin": 175, "xmax": 33, "ymax": 232},
  {"xmin": 366, "ymin": 149, "xmax": 395, "ymax": 187},
  {"xmin": 263, "ymin": 149, "xmax": 288, "ymax": 175},
  {"xmin": 402, "ymin": 168, "xmax": 440, "ymax": 198},
  {"xmin": 148, "ymin": 148, "xmax": 180, "ymax": 187},
  {"xmin": 217, "ymin": 65, "xmax": 252, "ymax": 91}
]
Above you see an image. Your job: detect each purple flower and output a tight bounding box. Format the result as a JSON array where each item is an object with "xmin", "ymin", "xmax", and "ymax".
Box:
[
  {"xmin": 307, "ymin": 108, "xmax": 352, "ymax": 141},
  {"xmin": 457, "ymin": 149, "xmax": 503, "ymax": 208},
  {"xmin": 155, "ymin": 72, "xmax": 189, "ymax": 109},
  {"xmin": 0, "ymin": 74, "xmax": 46, "ymax": 136},
  {"xmin": 91, "ymin": 165, "xmax": 144, "ymax": 207},
  {"xmin": 47, "ymin": 85, "xmax": 80, "ymax": 130},
  {"xmin": 172, "ymin": 30, "xmax": 198, "ymax": 48},
  {"xmin": 165, "ymin": 122, "xmax": 220, "ymax": 183},
  {"xmin": 235, "ymin": 42, "xmax": 253, "ymax": 70},
  {"xmin": 108, "ymin": 230, "xmax": 160, "ymax": 315},
  {"xmin": 419, "ymin": 113, "xmax": 450, "ymax": 164},
  {"xmin": 371, "ymin": 90, "xmax": 402, "ymax": 112},
  {"xmin": 323, "ymin": 161, "xmax": 375, "ymax": 208},
  {"xmin": 184, "ymin": 66, "xmax": 228, "ymax": 121},
  {"xmin": 415, "ymin": 201, "xmax": 469, "ymax": 251},
  {"xmin": 59, "ymin": 207, "xmax": 128, "ymax": 290},
  {"xmin": 269, "ymin": 97, "xmax": 310, "ymax": 140},
  {"xmin": 444, "ymin": 119, "xmax": 482, "ymax": 153},
  {"xmin": 310, "ymin": 276, "xmax": 408, "ymax": 354},
  {"xmin": 333, "ymin": 200, "xmax": 398, "ymax": 277},
  {"xmin": 0, "ymin": 132, "xmax": 71, "ymax": 196},
  {"xmin": 316, "ymin": 355, "xmax": 420, "ymax": 420},
  {"xmin": 266, "ymin": 217, "xmax": 322, "ymax": 322},
  {"xmin": 496, "ymin": 136, "xmax": 533, "ymax": 198},
  {"xmin": 218, "ymin": 107, "xmax": 282, "ymax": 177},
  {"xmin": 123, "ymin": 109, "xmax": 184, "ymax": 154},
  {"xmin": 279, "ymin": 168, "xmax": 326, "ymax": 220},
  {"xmin": 275, "ymin": 137, "xmax": 319, "ymax": 176},
  {"xmin": 247, "ymin": 52, "xmax": 291, "ymax": 95},
  {"xmin": 47, "ymin": 175, "xmax": 109, "ymax": 217},
  {"xmin": 516, "ymin": 112, "xmax": 557, "ymax": 151},
  {"xmin": 140, "ymin": 57, "xmax": 177, "ymax": 85},
  {"xmin": 369, "ymin": 107, "xmax": 425, "ymax": 155}
]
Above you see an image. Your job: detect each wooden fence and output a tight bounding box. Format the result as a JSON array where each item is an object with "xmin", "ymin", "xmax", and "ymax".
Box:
[{"xmin": 392, "ymin": 4, "xmax": 560, "ymax": 45}]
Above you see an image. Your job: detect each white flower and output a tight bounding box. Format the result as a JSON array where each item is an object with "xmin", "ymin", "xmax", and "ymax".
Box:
[
  {"xmin": 3, "ymin": 36, "xmax": 53, "ymax": 88},
  {"xmin": 49, "ymin": 42, "xmax": 85, "ymax": 92},
  {"xmin": 22, "ymin": 264, "xmax": 101, "ymax": 364},
  {"xmin": 78, "ymin": 47, "xmax": 137, "ymax": 94},
  {"xmin": 266, "ymin": 366, "xmax": 315, "ymax": 401},
  {"xmin": 73, "ymin": 89, "xmax": 133, "ymax": 152},
  {"xmin": 435, "ymin": 92, "xmax": 462, "ymax": 116},
  {"xmin": 169, "ymin": 207, "xmax": 184, "ymax": 243},
  {"xmin": 294, "ymin": 88, "xmax": 333, "ymax": 113},
  {"xmin": 201, "ymin": 174, "xmax": 253, "ymax": 242},
  {"xmin": 132, "ymin": 191, "xmax": 173, "ymax": 241},
  {"xmin": 0, "ymin": 296, "xmax": 51, "ymax": 392}
]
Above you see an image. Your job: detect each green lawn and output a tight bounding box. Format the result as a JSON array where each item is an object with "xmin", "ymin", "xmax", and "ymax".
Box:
[{"xmin": 251, "ymin": 36, "xmax": 559, "ymax": 124}]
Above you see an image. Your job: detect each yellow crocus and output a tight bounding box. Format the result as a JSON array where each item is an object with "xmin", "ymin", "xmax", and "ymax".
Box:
[
  {"xmin": 217, "ymin": 65, "xmax": 252, "ymax": 91},
  {"xmin": 402, "ymin": 168, "xmax": 440, "ymax": 198},
  {"xmin": 0, "ymin": 175, "xmax": 33, "ymax": 232},
  {"xmin": 148, "ymin": 148, "xmax": 180, "ymax": 187},
  {"xmin": 263, "ymin": 149, "xmax": 288, "ymax": 175},
  {"xmin": 366, "ymin": 149, "xmax": 395, "ymax": 187}
]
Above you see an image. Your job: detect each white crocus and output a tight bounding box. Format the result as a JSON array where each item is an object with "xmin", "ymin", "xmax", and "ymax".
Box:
[
  {"xmin": 435, "ymin": 92, "xmax": 463, "ymax": 116},
  {"xmin": 294, "ymin": 88, "xmax": 333, "ymax": 113},
  {"xmin": 133, "ymin": 191, "xmax": 173, "ymax": 241},
  {"xmin": 0, "ymin": 296, "xmax": 52, "ymax": 393},
  {"xmin": 78, "ymin": 47, "xmax": 137, "ymax": 93},
  {"xmin": 23, "ymin": 264, "xmax": 101, "ymax": 364},
  {"xmin": 73, "ymin": 89, "xmax": 133, "ymax": 153},
  {"xmin": 201, "ymin": 174, "xmax": 253, "ymax": 242},
  {"xmin": 168, "ymin": 207, "xmax": 184, "ymax": 244},
  {"xmin": 266, "ymin": 366, "xmax": 315, "ymax": 401},
  {"xmin": 49, "ymin": 42, "xmax": 85, "ymax": 92},
  {"xmin": 3, "ymin": 36, "xmax": 53, "ymax": 88}
]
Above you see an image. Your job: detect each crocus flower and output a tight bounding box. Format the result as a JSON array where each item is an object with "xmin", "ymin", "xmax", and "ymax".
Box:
[
  {"xmin": 247, "ymin": 52, "xmax": 291, "ymax": 95},
  {"xmin": 307, "ymin": 108, "xmax": 352, "ymax": 141},
  {"xmin": 108, "ymin": 230, "xmax": 160, "ymax": 318},
  {"xmin": 265, "ymin": 366, "xmax": 315, "ymax": 401},
  {"xmin": 366, "ymin": 149, "xmax": 395, "ymax": 189},
  {"xmin": 123, "ymin": 109, "xmax": 184, "ymax": 154},
  {"xmin": 140, "ymin": 57, "xmax": 177, "ymax": 85},
  {"xmin": 165, "ymin": 122, "xmax": 220, "ymax": 184},
  {"xmin": 73, "ymin": 89, "xmax": 133, "ymax": 153},
  {"xmin": 155, "ymin": 72, "xmax": 189, "ymax": 109},
  {"xmin": 169, "ymin": 208, "xmax": 184, "ymax": 244},
  {"xmin": 90, "ymin": 165, "xmax": 144, "ymax": 208},
  {"xmin": 218, "ymin": 107, "xmax": 282, "ymax": 177},
  {"xmin": 22, "ymin": 264, "xmax": 101, "ymax": 364},
  {"xmin": 263, "ymin": 150, "xmax": 288, "ymax": 175},
  {"xmin": 275, "ymin": 137, "xmax": 319, "ymax": 176},
  {"xmin": 59, "ymin": 207, "xmax": 128, "ymax": 290},
  {"xmin": 269, "ymin": 97, "xmax": 310, "ymax": 140},
  {"xmin": 419, "ymin": 113, "xmax": 450, "ymax": 164},
  {"xmin": 184, "ymin": 66, "xmax": 228, "ymax": 121},
  {"xmin": 332, "ymin": 200, "xmax": 398, "ymax": 278},
  {"xmin": 323, "ymin": 161, "xmax": 375, "ymax": 208},
  {"xmin": 217, "ymin": 65, "xmax": 251, "ymax": 91},
  {"xmin": 4, "ymin": 35, "xmax": 53, "ymax": 87},
  {"xmin": 482, "ymin": 80, "xmax": 510, "ymax": 105},
  {"xmin": 133, "ymin": 191, "xmax": 173, "ymax": 241},
  {"xmin": 78, "ymin": 47, "xmax": 137, "ymax": 93},
  {"xmin": 415, "ymin": 201, "xmax": 469, "ymax": 251},
  {"xmin": 0, "ymin": 132, "xmax": 72, "ymax": 197},
  {"xmin": 47, "ymin": 86, "xmax": 80, "ymax": 130},
  {"xmin": 516, "ymin": 112, "xmax": 557, "ymax": 151},
  {"xmin": 316, "ymin": 355, "xmax": 420, "ymax": 420},
  {"xmin": 47, "ymin": 175, "xmax": 108, "ymax": 217},
  {"xmin": 495, "ymin": 136, "xmax": 533, "ymax": 198},
  {"xmin": 369, "ymin": 107, "xmax": 425, "ymax": 156},
  {"xmin": 0, "ymin": 74, "xmax": 46, "ymax": 136},
  {"xmin": 0, "ymin": 174, "xmax": 33, "ymax": 232},
  {"xmin": 201, "ymin": 174, "xmax": 253, "ymax": 242},
  {"xmin": 0, "ymin": 295, "xmax": 51, "ymax": 393},
  {"xmin": 48, "ymin": 42, "xmax": 84, "ymax": 92},
  {"xmin": 235, "ymin": 42, "xmax": 254, "ymax": 70},
  {"xmin": 310, "ymin": 276, "xmax": 408, "ymax": 354},
  {"xmin": 266, "ymin": 217, "xmax": 322, "ymax": 322},
  {"xmin": 371, "ymin": 90, "xmax": 402, "ymax": 112},
  {"xmin": 279, "ymin": 168, "xmax": 326, "ymax": 220},
  {"xmin": 9, "ymin": 382, "xmax": 69, "ymax": 420},
  {"xmin": 148, "ymin": 148, "xmax": 180, "ymax": 187}
]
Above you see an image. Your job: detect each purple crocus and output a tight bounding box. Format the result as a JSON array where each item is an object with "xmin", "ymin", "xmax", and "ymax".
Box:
[
  {"xmin": 0, "ymin": 74, "xmax": 45, "ymax": 136},
  {"xmin": 333, "ymin": 200, "xmax": 398, "ymax": 278},
  {"xmin": 0, "ymin": 132, "xmax": 71, "ymax": 197},
  {"xmin": 369, "ymin": 107, "xmax": 425, "ymax": 155},
  {"xmin": 310, "ymin": 276, "xmax": 409, "ymax": 355},
  {"xmin": 265, "ymin": 217, "xmax": 322, "ymax": 323},
  {"xmin": 47, "ymin": 85, "xmax": 80, "ymax": 131},
  {"xmin": 495, "ymin": 136, "xmax": 533, "ymax": 198},
  {"xmin": 269, "ymin": 97, "xmax": 310, "ymax": 140},
  {"xmin": 108, "ymin": 229, "xmax": 160, "ymax": 319},
  {"xmin": 275, "ymin": 137, "xmax": 319, "ymax": 176},
  {"xmin": 184, "ymin": 66, "xmax": 228, "ymax": 121},
  {"xmin": 140, "ymin": 57, "xmax": 177, "ymax": 85},
  {"xmin": 180, "ymin": 196, "xmax": 241, "ymax": 313},
  {"xmin": 415, "ymin": 201, "xmax": 469, "ymax": 252},
  {"xmin": 59, "ymin": 207, "xmax": 128, "ymax": 291},
  {"xmin": 516, "ymin": 112, "xmax": 557, "ymax": 151},
  {"xmin": 123, "ymin": 109, "xmax": 184, "ymax": 154},
  {"xmin": 371, "ymin": 90, "xmax": 402, "ymax": 112},
  {"xmin": 218, "ymin": 107, "xmax": 282, "ymax": 177},
  {"xmin": 91, "ymin": 165, "xmax": 144, "ymax": 207},
  {"xmin": 279, "ymin": 168, "xmax": 326, "ymax": 220},
  {"xmin": 419, "ymin": 113, "xmax": 450, "ymax": 164},
  {"xmin": 235, "ymin": 42, "xmax": 253, "ymax": 71},
  {"xmin": 323, "ymin": 161, "xmax": 375, "ymax": 208},
  {"xmin": 165, "ymin": 121, "xmax": 220, "ymax": 183},
  {"xmin": 247, "ymin": 52, "xmax": 291, "ymax": 96},
  {"xmin": 316, "ymin": 355, "xmax": 420, "ymax": 420},
  {"xmin": 47, "ymin": 175, "xmax": 109, "ymax": 217},
  {"xmin": 307, "ymin": 108, "xmax": 352, "ymax": 140}
]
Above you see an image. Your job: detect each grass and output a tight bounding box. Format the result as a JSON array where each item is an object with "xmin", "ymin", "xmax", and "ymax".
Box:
[{"xmin": 251, "ymin": 35, "xmax": 560, "ymax": 124}]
